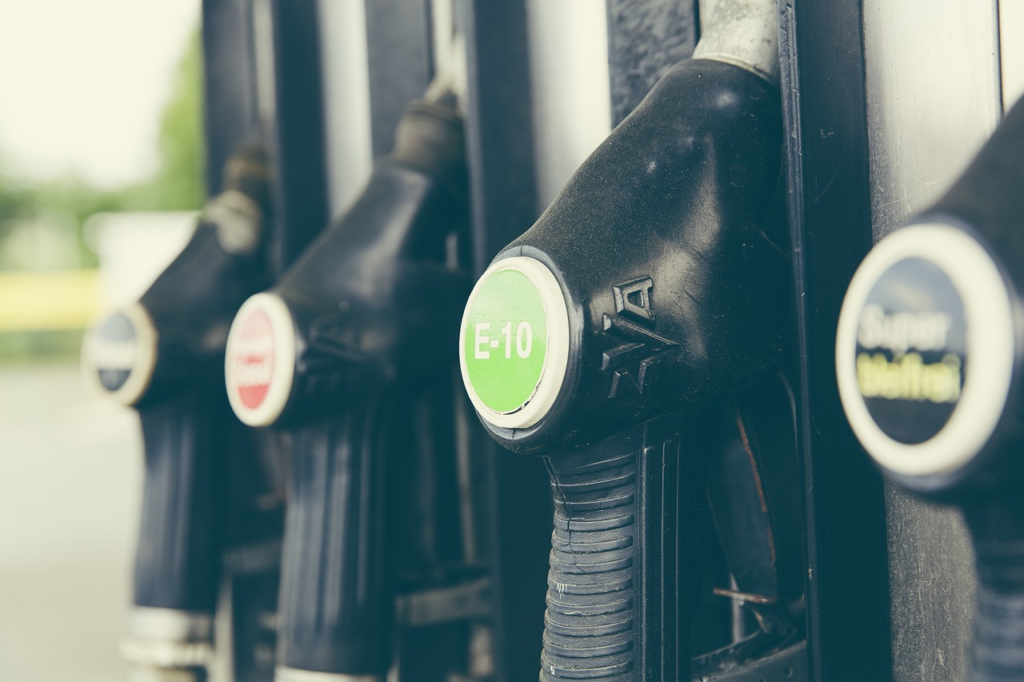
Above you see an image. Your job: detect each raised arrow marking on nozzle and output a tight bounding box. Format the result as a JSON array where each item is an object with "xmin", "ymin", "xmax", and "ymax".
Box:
[
  {"xmin": 308, "ymin": 315, "xmax": 366, "ymax": 362},
  {"xmin": 612, "ymin": 277, "xmax": 655, "ymax": 322},
  {"xmin": 601, "ymin": 313, "xmax": 678, "ymax": 399}
]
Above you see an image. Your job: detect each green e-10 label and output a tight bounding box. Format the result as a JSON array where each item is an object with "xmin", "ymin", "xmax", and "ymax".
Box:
[
  {"xmin": 463, "ymin": 269, "xmax": 547, "ymax": 413},
  {"xmin": 459, "ymin": 257, "xmax": 570, "ymax": 429}
]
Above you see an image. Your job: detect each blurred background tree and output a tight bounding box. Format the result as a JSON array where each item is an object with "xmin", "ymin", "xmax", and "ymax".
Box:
[
  {"xmin": 0, "ymin": 26, "xmax": 204, "ymax": 361},
  {"xmin": 0, "ymin": 27, "xmax": 205, "ymax": 272},
  {"xmin": 127, "ymin": 28, "xmax": 206, "ymax": 212},
  {"xmin": 0, "ymin": 8, "xmax": 208, "ymax": 681}
]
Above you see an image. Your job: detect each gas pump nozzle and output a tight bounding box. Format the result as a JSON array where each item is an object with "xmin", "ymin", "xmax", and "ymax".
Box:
[
  {"xmin": 457, "ymin": 1, "xmax": 785, "ymax": 678},
  {"xmin": 837, "ymin": 97, "xmax": 1024, "ymax": 681},
  {"xmin": 81, "ymin": 143, "xmax": 272, "ymax": 681},
  {"xmin": 224, "ymin": 88, "xmax": 468, "ymax": 681}
]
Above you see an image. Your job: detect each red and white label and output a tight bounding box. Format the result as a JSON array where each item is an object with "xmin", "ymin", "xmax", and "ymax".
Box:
[{"xmin": 230, "ymin": 309, "xmax": 275, "ymax": 410}]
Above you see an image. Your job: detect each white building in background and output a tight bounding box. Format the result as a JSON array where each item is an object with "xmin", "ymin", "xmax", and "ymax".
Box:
[{"xmin": 84, "ymin": 211, "xmax": 197, "ymax": 311}]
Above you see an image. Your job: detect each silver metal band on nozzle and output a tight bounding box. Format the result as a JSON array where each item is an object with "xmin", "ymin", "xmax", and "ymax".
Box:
[
  {"xmin": 203, "ymin": 188, "xmax": 264, "ymax": 256},
  {"xmin": 81, "ymin": 302, "xmax": 159, "ymax": 407},
  {"xmin": 120, "ymin": 607, "xmax": 214, "ymax": 676},
  {"xmin": 274, "ymin": 667, "xmax": 384, "ymax": 682},
  {"xmin": 125, "ymin": 668, "xmax": 205, "ymax": 682},
  {"xmin": 692, "ymin": 0, "xmax": 781, "ymax": 88},
  {"xmin": 224, "ymin": 292, "xmax": 297, "ymax": 427},
  {"xmin": 425, "ymin": 1, "xmax": 467, "ymax": 115}
]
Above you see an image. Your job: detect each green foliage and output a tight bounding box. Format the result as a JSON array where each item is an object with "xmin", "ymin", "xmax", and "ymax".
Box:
[
  {"xmin": 128, "ymin": 29, "xmax": 206, "ymax": 211},
  {"xmin": 0, "ymin": 162, "xmax": 32, "ymax": 226},
  {"xmin": 0, "ymin": 170, "xmax": 124, "ymax": 270},
  {"xmin": 0, "ymin": 26, "xmax": 206, "ymax": 272},
  {"xmin": 0, "ymin": 330, "xmax": 84, "ymax": 365},
  {"xmin": 0, "ymin": 26, "xmax": 205, "ymax": 362}
]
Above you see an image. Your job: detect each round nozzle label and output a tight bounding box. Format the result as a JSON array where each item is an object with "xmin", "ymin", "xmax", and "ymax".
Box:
[
  {"xmin": 836, "ymin": 223, "xmax": 1015, "ymax": 478},
  {"xmin": 234, "ymin": 310, "xmax": 275, "ymax": 409},
  {"xmin": 81, "ymin": 303, "xmax": 157, "ymax": 406},
  {"xmin": 855, "ymin": 258, "xmax": 966, "ymax": 444},
  {"xmin": 459, "ymin": 256, "xmax": 570, "ymax": 429},
  {"xmin": 225, "ymin": 293, "xmax": 296, "ymax": 427}
]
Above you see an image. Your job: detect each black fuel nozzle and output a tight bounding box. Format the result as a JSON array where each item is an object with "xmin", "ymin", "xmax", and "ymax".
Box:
[
  {"xmin": 837, "ymin": 96, "xmax": 1024, "ymax": 681},
  {"xmin": 84, "ymin": 143, "xmax": 271, "ymax": 408},
  {"xmin": 81, "ymin": 141, "xmax": 272, "ymax": 681},
  {"xmin": 224, "ymin": 90, "xmax": 468, "ymax": 680},
  {"xmin": 457, "ymin": 1, "xmax": 786, "ymax": 678}
]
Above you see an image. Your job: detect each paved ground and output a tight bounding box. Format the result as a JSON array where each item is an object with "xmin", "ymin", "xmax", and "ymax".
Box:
[{"xmin": 0, "ymin": 362, "xmax": 140, "ymax": 681}]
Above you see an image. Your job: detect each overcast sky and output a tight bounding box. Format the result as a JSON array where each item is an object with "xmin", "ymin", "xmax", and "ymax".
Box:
[{"xmin": 0, "ymin": 1, "xmax": 200, "ymax": 187}]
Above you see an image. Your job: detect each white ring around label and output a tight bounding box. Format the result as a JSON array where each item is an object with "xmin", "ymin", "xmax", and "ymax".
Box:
[
  {"xmin": 458, "ymin": 256, "xmax": 571, "ymax": 430},
  {"xmin": 81, "ymin": 302, "xmax": 158, "ymax": 407},
  {"xmin": 836, "ymin": 223, "xmax": 1016, "ymax": 477},
  {"xmin": 225, "ymin": 292, "xmax": 297, "ymax": 427}
]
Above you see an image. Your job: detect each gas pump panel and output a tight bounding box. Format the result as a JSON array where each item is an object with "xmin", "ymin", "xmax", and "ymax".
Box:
[
  {"xmin": 79, "ymin": 0, "xmax": 1024, "ymax": 680},
  {"xmin": 838, "ymin": 97, "xmax": 1024, "ymax": 680}
]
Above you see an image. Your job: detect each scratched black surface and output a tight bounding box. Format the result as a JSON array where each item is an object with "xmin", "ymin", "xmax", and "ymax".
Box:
[
  {"xmin": 779, "ymin": 1, "xmax": 894, "ymax": 680},
  {"xmin": 605, "ymin": 0, "xmax": 698, "ymax": 126}
]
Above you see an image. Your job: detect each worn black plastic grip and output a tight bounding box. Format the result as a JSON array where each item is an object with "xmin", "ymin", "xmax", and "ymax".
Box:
[
  {"xmin": 131, "ymin": 148, "xmax": 269, "ymax": 615},
  {"xmin": 252, "ymin": 95, "xmax": 468, "ymax": 677},
  {"xmin": 262, "ymin": 99, "xmax": 468, "ymax": 427},
  {"xmin": 541, "ymin": 417, "xmax": 688, "ymax": 681},
  {"xmin": 277, "ymin": 394, "xmax": 392, "ymax": 675},
  {"xmin": 544, "ymin": 446, "xmax": 640, "ymax": 680},
  {"xmin": 482, "ymin": 58, "xmax": 785, "ymax": 455},
  {"xmin": 134, "ymin": 391, "xmax": 224, "ymax": 612},
  {"xmin": 837, "ymin": 95, "xmax": 1024, "ymax": 681},
  {"xmin": 139, "ymin": 145, "xmax": 271, "ymax": 406}
]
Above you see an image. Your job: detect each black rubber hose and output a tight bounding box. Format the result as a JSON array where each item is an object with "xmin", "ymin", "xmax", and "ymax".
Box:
[
  {"xmin": 544, "ymin": 451, "xmax": 639, "ymax": 680},
  {"xmin": 966, "ymin": 500, "xmax": 1024, "ymax": 681},
  {"xmin": 971, "ymin": 584, "xmax": 1024, "ymax": 681},
  {"xmin": 541, "ymin": 418, "xmax": 689, "ymax": 681}
]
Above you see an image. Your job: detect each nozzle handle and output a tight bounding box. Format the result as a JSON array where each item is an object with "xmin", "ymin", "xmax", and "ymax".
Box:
[
  {"xmin": 134, "ymin": 394, "xmax": 223, "ymax": 615},
  {"xmin": 541, "ymin": 416, "xmax": 691, "ymax": 681},
  {"xmin": 835, "ymin": 97, "xmax": 1024, "ymax": 682},
  {"xmin": 276, "ymin": 397, "xmax": 392, "ymax": 679},
  {"xmin": 123, "ymin": 394, "xmax": 225, "ymax": 674}
]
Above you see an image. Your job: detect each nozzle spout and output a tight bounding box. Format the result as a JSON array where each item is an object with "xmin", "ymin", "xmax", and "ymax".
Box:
[{"xmin": 693, "ymin": 0, "xmax": 780, "ymax": 88}]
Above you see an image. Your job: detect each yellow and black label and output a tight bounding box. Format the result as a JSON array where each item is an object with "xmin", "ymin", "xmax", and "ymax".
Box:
[
  {"xmin": 856, "ymin": 352, "xmax": 961, "ymax": 404},
  {"xmin": 854, "ymin": 258, "xmax": 966, "ymax": 444}
]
